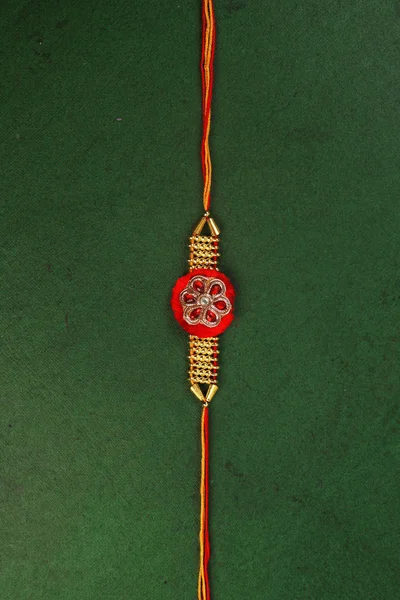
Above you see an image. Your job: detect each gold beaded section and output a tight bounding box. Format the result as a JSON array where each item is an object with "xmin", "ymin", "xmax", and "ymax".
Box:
[
  {"xmin": 189, "ymin": 336, "xmax": 219, "ymax": 385},
  {"xmin": 189, "ymin": 235, "xmax": 220, "ymax": 271}
]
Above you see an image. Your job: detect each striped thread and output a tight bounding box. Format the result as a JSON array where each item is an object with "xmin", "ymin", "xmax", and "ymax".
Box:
[
  {"xmin": 198, "ymin": 1, "xmax": 215, "ymax": 597},
  {"xmin": 198, "ymin": 404, "xmax": 211, "ymax": 600},
  {"xmin": 200, "ymin": 0, "xmax": 216, "ymax": 212}
]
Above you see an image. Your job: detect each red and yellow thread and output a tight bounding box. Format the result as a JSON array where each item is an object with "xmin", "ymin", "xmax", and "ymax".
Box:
[
  {"xmin": 171, "ymin": 1, "xmax": 233, "ymax": 597},
  {"xmin": 201, "ymin": 0, "xmax": 216, "ymax": 212},
  {"xmin": 198, "ymin": 2, "xmax": 215, "ymax": 598},
  {"xmin": 198, "ymin": 404, "xmax": 210, "ymax": 600}
]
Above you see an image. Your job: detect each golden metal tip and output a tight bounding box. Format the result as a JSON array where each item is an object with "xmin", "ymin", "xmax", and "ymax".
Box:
[
  {"xmin": 193, "ymin": 216, "xmax": 207, "ymax": 236},
  {"xmin": 192, "ymin": 215, "xmax": 220, "ymax": 237},
  {"xmin": 205, "ymin": 384, "xmax": 218, "ymax": 403},
  {"xmin": 190, "ymin": 383, "xmax": 206, "ymax": 402},
  {"xmin": 208, "ymin": 217, "xmax": 220, "ymax": 236}
]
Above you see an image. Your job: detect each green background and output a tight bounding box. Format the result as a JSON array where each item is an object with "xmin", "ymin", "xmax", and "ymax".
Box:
[{"xmin": 1, "ymin": 0, "xmax": 399, "ymax": 598}]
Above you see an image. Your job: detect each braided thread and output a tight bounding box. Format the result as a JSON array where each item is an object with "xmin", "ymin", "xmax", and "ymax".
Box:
[
  {"xmin": 189, "ymin": 336, "xmax": 219, "ymax": 385},
  {"xmin": 189, "ymin": 235, "xmax": 219, "ymax": 271}
]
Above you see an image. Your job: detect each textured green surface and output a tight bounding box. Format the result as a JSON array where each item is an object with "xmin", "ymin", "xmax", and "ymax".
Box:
[{"xmin": 1, "ymin": 1, "xmax": 400, "ymax": 598}]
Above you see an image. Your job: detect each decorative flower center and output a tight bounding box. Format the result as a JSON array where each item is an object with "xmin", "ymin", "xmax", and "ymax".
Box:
[
  {"xmin": 179, "ymin": 275, "xmax": 232, "ymax": 328},
  {"xmin": 199, "ymin": 295, "xmax": 212, "ymax": 307}
]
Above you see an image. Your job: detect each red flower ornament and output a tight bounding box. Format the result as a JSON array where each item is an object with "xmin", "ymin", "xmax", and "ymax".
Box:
[{"xmin": 171, "ymin": 268, "xmax": 235, "ymax": 337}]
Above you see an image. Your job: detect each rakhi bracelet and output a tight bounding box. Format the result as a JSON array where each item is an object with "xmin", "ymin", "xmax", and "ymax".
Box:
[{"xmin": 170, "ymin": 1, "xmax": 236, "ymax": 599}]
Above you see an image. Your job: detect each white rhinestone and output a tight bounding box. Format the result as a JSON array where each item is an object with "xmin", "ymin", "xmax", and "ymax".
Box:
[{"xmin": 200, "ymin": 295, "xmax": 211, "ymax": 306}]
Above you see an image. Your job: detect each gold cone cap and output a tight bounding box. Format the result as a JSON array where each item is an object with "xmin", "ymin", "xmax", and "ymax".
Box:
[
  {"xmin": 192, "ymin": 215, "xmax": 220, "ymax": 237},
  {"xmin": 190, "ymin": 383, "xmax": 206, "ymax": 402},
  {"xmin": 205, "ymin": 384, "xmax": 218, "ymax": 403}
]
